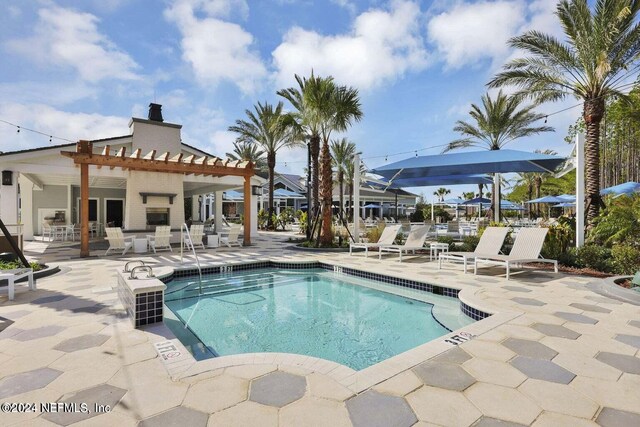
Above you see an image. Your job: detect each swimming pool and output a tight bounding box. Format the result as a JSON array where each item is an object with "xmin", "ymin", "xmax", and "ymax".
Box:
[{"xmin": 164, "ymin": 267, "xmax": 473, "ymax": 370}]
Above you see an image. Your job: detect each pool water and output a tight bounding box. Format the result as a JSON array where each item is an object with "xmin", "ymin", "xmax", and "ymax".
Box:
[{"xmin": 164, "ymin": 268, "xmax": 458, "ymax": 370}]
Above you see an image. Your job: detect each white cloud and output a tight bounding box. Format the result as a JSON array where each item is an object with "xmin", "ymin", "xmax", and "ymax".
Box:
[
  {"xmin": 5, "ymin": 6, "xmax": 140, "ymax": 82},
  {"xmin": 331, "ymin": 0, "xmax": 357, "ymax": 15},
  {"xmin": 164, "ymin": 0, "xmax": 266, "ymax": 94},
  {"xmin": 0, "ymin": 103, "xmax": 129, "ymax": 151},
  {"xmin": 272, "ymin": 1, "xmax": 429, "ymax": 90},
  {"xmin": 427, "ymin": 1, "xmax": 526, "ymax": 69}
]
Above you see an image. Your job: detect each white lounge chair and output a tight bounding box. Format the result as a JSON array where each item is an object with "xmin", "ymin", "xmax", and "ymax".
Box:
[
  {"xmin": 220, "ymin": 225, "xmax": 243, "ymax": 247},
  {"xmin": 0, "ymin": 268, "xmax": 35, "ymax": 300},
  {"xmin": 438, "ymin": 226, "xmax": 510, "ymax": 273},
  {"xmin": 105, "ymin": 227, "xmax": 134, "ymax": 256},
  {"xmin": 350, "ymin": 225, "xmax": 401, "ymax": 257},
  {"xmin": 474, "ymin": 227, "xmax": 558, "ymax": 280},
  {"xmin": 378, "ymin": 225, "xmax": 431, "ymax": 262},
  {"xmin": 184, "ymin": 224, "xmax": 206, "ymax": 250},
  {"xmin": 147, "ymin": 226, "xmax": 173, "ymax": 253}
]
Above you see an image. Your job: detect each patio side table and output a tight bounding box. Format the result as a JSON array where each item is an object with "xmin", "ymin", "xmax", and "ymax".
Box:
[
  {"xmin": 429, "ymin": 242, "xmax": 449, "ymax": 261},
  {"xmin": 133, "ymin": 238, "xmax": 148, "ymax": 254}
]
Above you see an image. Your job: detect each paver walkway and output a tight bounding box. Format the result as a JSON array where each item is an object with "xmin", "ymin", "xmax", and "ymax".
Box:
[{"xmin": 0, "ymin": 232, "xmax": 638, "ymax": 426}]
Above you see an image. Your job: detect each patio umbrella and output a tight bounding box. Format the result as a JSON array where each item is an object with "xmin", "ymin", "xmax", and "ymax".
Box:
[
  {"xmin": 363, "ymin": 203, "xmax": 380, "ymax": 208},
  {"xmin": 600, "ymin": 181, "xmax": 640, "ymax": 196},
  {"xmin": 462, "ymin": 197, "xmax": 492, "ymax": 205},
  {"xmin": 371, "ymin": 149, "xmax": 565, "ymax": 221},
  {"xmin": 443, "ymin": 198, "xmax": 467, "ymax": 205},
  {"xmin": 388, "ymin": 174, "xmax": 493, "ymax": 187},
  {"xmin": 525, "ymin": 195, "xmax": 569, "ymax": 204},
  {"xmin": 552, "ymin": 202, "xmax": 576, "ymax": 208},
  {"xmin": 557, "ymin": 194, "xmax": 576, "ymax": 201}
]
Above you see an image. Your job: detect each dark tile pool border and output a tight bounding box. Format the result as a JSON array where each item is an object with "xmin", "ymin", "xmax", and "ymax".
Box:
[{"xmin": 161, "ymin": 260, "xmax": 491, "ymax": 321}]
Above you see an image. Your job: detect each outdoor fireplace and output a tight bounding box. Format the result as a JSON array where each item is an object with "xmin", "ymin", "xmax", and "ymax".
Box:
[{"xmin": 146, "ymin": 208, "xmax": 169, "ymax": 229}]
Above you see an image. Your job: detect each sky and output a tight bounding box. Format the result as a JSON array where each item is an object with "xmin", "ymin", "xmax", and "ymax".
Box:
[{"xmin": 0, "ymin": 0, "xmax": 583, "ymax": 201}]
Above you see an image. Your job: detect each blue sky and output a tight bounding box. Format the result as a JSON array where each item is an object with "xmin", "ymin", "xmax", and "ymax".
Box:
[{"xmin": 0, "ymin": 0, "xmax": 581, "ymax": 201}]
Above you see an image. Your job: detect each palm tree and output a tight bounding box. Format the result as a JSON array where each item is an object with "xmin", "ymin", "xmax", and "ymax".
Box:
[
  {"xmin": 318, "ymin": 84, "xmax": 363, "ymax": 245},
  {"xmin": 433, "ymin": 187, "xmax": 451, "ymax": 202},
  {"xmin": 444, "ymin": 90, "xmax": 553, "ymax": 219},
  {"xmin": 228, "ymin": 101, "xmax": 301, "ymax": 229},
  {"xmin": 345, "ymin": 153, "xmax": 365, "ymax": 221},
  {"xmin": 331, "ymin": 138, "xmax": 356, "ymax": 224},
  {"xmin": 516, "ymin": 172, "xmax": 536, "ymax": 216},
  {"xmin": 226, "ymin": 140, "xmax": 267, "ymax": 171},
  {"xmin": 277, "ymin": 72, "xmax": 331, "ymax": 225},
  {"xmin": 488, "ymin": 0, "xmax": 640, "ymax": 228}
]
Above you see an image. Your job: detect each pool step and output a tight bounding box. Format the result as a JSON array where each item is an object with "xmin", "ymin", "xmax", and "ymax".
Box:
[{"xmin": 165, "ymin": 274, "xmax": 310, "ymax": 301}]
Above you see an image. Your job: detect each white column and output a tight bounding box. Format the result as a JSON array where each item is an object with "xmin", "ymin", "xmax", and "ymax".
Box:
[
  {"xmin": 214, "ymin": 191, "xmax": 223, "ymax": 233},
  {"xmin": 191, "ymin": 195, "xmax": 200, "ymax": 221},
  {"xmin": 0, "ymin": 170, "xmax": 19, "ymax": 224},
  {"xmin": 353, "ymin": 153, "xmax": 360, "ymax": 242},
  {"xmin": 66, "ymin": 184, "xmax": 73, "ymax": 224},
  {"xmin": 18, "ymin": 175, "xmax": 34, "ymax": 240},
  {"xmin": 431, "ymin": 201, "xmax": 435, "ymax": 222},
  {"xmin": 576, "ymin": 133, "xmax": 585, "ymax": 247}
]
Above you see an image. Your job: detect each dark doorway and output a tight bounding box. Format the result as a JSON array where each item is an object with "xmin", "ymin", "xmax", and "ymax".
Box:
[{"xmin": 106, "ymin": 200, "xmax": 124, "ymax": 227}]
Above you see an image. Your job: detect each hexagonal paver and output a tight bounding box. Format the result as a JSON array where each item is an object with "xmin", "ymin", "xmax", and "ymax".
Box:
[
  {"xmin": 11, "ymin": 325, "xmax": 66, "ymax": 341},
  {"xmin": 502, "ymin": 286, "xmax": 532, "ymax": 293},
  {"xmin": 53, "ymin": 334, "xmax": 110, "ymax": 352},
  {"xmin": 511, "ymin": 297, "xmax": 546, "ymax": 306},
  {"xmin": 596, "ymin": 407, "xmax": 640, "ymax": 426},
  {"xmin": 208, "ymin": 401, "xmax": 278, "ymax": 427},
  {"xmin": 183, "ymin": 374, "xmax": 248, "ymax": 413},
  {"xmin": 139, "ymin": 406, "xmax": 208, "ymax": 427},
  {"xmin": 554, "ymin": 311, "xmax": 599, "ymax": 324},
  {"xmin": 43, "ymin": 384, "xmax": 127, "ymax": 425},
  {"xmin": 614, "ymin": 334, "xmax": 640, "ymax": 349},
  {"xmin": 629, "ymin": 320, "xmax": 640, "ymax": 329},
  {"xmin": 472, "ymin": 416, "xmax": 527, "ymax": 427},
  {"xmin": 518, "ymin": 379, "xmax": 599, "ymax": 419},
  {"xmin": 280, "ymin": 396, "xmax": 351, "ymax": 427},
  {"xmin": 0, "ymin": 367, "xmax": 62, "ymax": 399},
  {"xmin": 462, "ymin": 358, "xmax": 527, "ymax": 387},
  {"xmin": 465, "ymin": 383, "xmax": 541, "ymax": 425},
  {"xmin": 347, "ymin": 389, "xmax": 417, "ymax": 427},
  {"xmin": 407, "ymin": 386, "xmax": 481, "ymax": 426},
  {"xmin": 595, "ymin": 352, "xmax": 640, "ymax": 374},
  {"xmin": 510, "ymin": 356, "xmax": 576, "ymax": 384},
  {"xmin": 532, "ymin": 323, "xmax": 580, "ymax": 339},
  {"xmin": 502, "ymin": 338, "xmax": 558, "ymax": 360},
  {"xmin": 249, "ymin": 371, "xmax": 306, "ymax": 408},
  {"xmin": 412, "ymin": 360, "xmax": 476, "ymax": 391},
  {"xmin": 569, "ymin": 303, "xmax": 611, "ymax": 313},
  {"xmin": 432, "ymin": 346, "xmax": 472, "ymax": 364},
  {"xmin": 31, "ymin": 295, "xmax": 69, "ymax": 304}
]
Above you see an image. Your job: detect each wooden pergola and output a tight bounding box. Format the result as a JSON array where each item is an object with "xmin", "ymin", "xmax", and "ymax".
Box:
[{"xmin": 61, "ymin": 140, "xmax": 255, "ymax": 257}]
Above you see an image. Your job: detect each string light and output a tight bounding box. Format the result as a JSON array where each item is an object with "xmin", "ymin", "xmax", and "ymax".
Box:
[
  {"xmin": 16, "ymin": 126, "xmax": 20, "ymax": 133},
  {"xmin": 0, "ymin": 118, "xmax": 75, "ymax": 143},
  {"xmin": 544, "ymin": 116, "xmax": 548, "ymax": 123}
]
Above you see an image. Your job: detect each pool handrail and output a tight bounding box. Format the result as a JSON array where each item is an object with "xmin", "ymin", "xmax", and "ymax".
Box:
[{"xmin": 180, "ymin": 223, "xmax": 203, "ymax": 295}]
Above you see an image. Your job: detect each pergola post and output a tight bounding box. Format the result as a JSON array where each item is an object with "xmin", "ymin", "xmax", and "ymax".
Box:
[
  {"xmin": 78, "ymin": 140, "xmax": 92, "ymax": 258},
  {"xmin": 243, "ymin": 175, "xmax": 251, "ymax": 246}
]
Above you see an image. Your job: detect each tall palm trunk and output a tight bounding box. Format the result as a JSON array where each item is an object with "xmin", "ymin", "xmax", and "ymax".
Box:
[
  {"xmin": 348, "ymin": 180, "xmax": 353, "ymax": 221},
  {"xmin": 534, "ymin": 176, "xmax": 542, "ymax": 217},
  {"xmin": 583, "ymin": 98, "xmax": 605, "ymax": 229},
  {"xmin": 319, "ymin": 141, "xmax": 333, "ymax": 245},
  {"xmin": 310, "ymin": 135, "xmax": 320, "ymax": 219},
  {"xmin": 267, "ymin": 152, "xmax": 276, "ymax": 230},
  {"xmin": 338, "ymin": 171, "xmax": 344, "ymax": 223},
  {"xmin": 527, "ymin": 183, "xmax": 533, "ymax": 217}
]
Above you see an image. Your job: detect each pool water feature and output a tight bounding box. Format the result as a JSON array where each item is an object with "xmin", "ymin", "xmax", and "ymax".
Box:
[{"xmin": 164, "ymin": 267, "xmax": 474, "ymax": 370}]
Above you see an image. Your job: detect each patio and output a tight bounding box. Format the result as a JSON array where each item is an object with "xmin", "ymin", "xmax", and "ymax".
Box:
[{"xmin": 0, "ymin": 232, "xmax": 639, "ymax": 426}]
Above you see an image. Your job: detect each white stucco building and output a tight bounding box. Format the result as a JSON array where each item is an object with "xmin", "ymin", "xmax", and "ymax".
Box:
[{"xmin": 0, "ymin": 104, "xmax": 262, "ymax": 241}]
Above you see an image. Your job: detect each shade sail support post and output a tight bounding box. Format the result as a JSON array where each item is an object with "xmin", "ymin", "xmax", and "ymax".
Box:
[{"xmin": 576, "ymin": 133, "xmax": 585, "ymax": 248}]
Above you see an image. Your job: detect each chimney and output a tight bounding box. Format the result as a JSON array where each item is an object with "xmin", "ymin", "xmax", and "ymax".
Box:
[{"xmin": 148, "ymin": 103, "xmax": 164, "ymax": 122}]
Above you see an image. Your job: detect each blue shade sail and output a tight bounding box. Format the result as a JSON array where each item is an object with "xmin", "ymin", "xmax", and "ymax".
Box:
[
  {"xmin": 600, "ymin": 181, "xmax": 640, "ymax": 196},
  {"xmin": 371, "ymin": 149, "xmax": 566, "ymax": 180},
  {"xmin": 388, "ymin": 174, "xmax": 493, "ymax": 188}
]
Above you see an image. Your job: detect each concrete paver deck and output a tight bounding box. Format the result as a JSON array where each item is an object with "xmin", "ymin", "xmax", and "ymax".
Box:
[{"xmin": 0, "ymin": 232, "xmax": 638, "ymax": 426}]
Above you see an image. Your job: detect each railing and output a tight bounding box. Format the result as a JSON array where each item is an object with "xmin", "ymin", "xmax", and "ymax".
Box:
[{"xmin": 180, "ymin": 223, "xmax": 203, "ymax": 295}]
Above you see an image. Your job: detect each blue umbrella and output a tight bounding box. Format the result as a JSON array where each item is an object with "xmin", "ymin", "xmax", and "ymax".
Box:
[
  {"xmin": 501, "ymin": 201, "xmax": 525, "ymax": 210},
  {"xmin": 600, "ymin": 181, "xmax": 640, "ymax": 196},
  {"xmin": 363, "ymin": 203, "xmax": 380, "ymax": 208},
  {"xmin": 557, "ymin": 194, "xmax": 576, "ymax": 201},
  {"xmin": 388, "ymin": 174, "xmax": 493, "ymax": 187},
  {"xmin": 552, "ymin": 202, "xmax": 576, "ymax": 208},
  {"xmin": 526, "ymin": 195, "xmax": 568, "ymax": 204},
  {"xmin": 443, "ymin": 198, "xmax": 467, "ymax": 204},
  {"xmin": 462, "ymin": 197, "xmax": 492, "ymax": 205},
  {"xmin": 371, "ymin": 149, "xmax": 566, "ymax": 179}
]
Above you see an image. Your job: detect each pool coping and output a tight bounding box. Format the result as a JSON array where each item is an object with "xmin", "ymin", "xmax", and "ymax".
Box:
[{"xmin": 145, "ymin": 258, "xmax": 522, "ymax": 393}]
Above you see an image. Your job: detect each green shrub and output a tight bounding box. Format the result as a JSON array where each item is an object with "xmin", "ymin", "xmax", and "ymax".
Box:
[
  {"xmin": 410, "ymin": 209, "xmax": 424, "ymax": 222},
  {"xmin": 542, "ymin": 219, "xmax": 575, "ymax": 260},
  {"xmin": 459, "ymin": 235, "xmax": 480, "ymax": 252},
  {"xmin": 436, "ymin": 236, "xmax": 456, "ymax": 251},
  {"xmin": 611, "ymin": 245, "xmax": 640, "ymax": 275},
  {"xmin": 575, "ymin": 245, "xmax": 613, "ymax": 273},
  {"xmin": 365, "ymin": 226, "xmax": 383, "ymax": 243},
  {"xmin": 298, "ymin": 212, "xmax": 308, "ymax": 235},
  {"xmin": 0, "ymin": 260, "xmax": 41, "ymax": 271}
]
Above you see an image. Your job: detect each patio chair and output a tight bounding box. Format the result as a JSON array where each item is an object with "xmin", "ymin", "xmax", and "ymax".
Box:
[
  {"xmin": 378, "ymin": 225, "xmax": 431, "ymax": 262},
  {"xmin": 474, "ymin": 227, "xmax": 558, "ymax": 280},
  {"xmin": 219, "ymin": 224, "xmax": 243, "ymax": 247},
  {"xmin": 104, "ymin": 227, "xmax": 134, "ymax": 256},
  {"xmin": 350, "ymin": 225, "xmax": 401, "ymax": 257},
  {"xmin": 42, "ymin": 222, "xmax": 54, "ymax": 241},
  {"xmin": 147, "ymin": 226, "xmax": 173, "ymax": 253},
  {"xmin": 66, "ymin": 223, "xmax": 81, "ymax": 242},
  {"xmin": 184, "ymin": 224, "xmax": 205, "ymax": 250},
  {"xmin": 0, "ymin": 268, "xmax": 35, "ymax": 300},
  {"xmin": 438, "ymin": 226, "xmax": 510, "ymax": 273}
]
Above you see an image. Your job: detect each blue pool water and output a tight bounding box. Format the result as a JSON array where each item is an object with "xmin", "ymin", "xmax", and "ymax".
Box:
[{"xmin": 164, "ymin": 268, "xmax": 454, "ymax": 370}]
